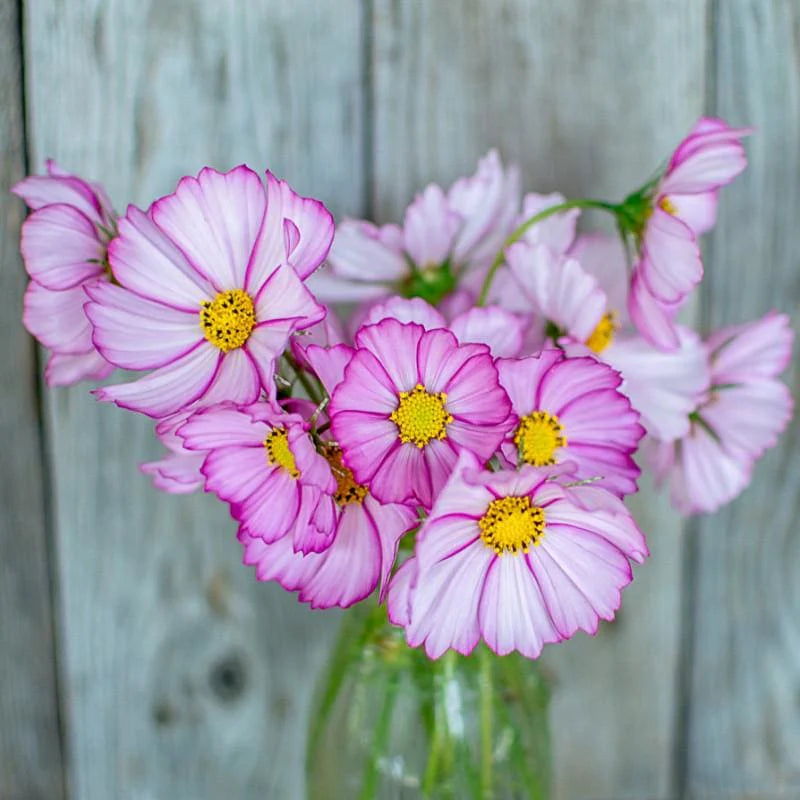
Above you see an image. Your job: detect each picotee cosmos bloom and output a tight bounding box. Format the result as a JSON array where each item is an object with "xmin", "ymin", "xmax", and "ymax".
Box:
[{"xmin": 86, "ymin": 165, "xmax": 330, "ymax": 417}]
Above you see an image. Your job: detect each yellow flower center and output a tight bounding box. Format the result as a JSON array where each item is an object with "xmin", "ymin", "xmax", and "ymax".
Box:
[
  {"xmin": 390, "ymin": 383, "xmax": 453, "ymax": 449},
  {"xmin": 479, "ymin": 495, "xmax": 545, "ymax": 555},
  {"xmin": 658, "ymin": 195, "xmax": 679, "ymax": 216},
  {"xmin": 323, "ymin": 445, "xmax": 368, "ymax": 506},
  {"xmin": 200, "ymin": 289, "xmax": 255, "ymax": 352},
  {"xmin": 264, "ymin": 427, "xmax": 299, "ymax": 478},
  {"xmin": 514, "ymin": 411, "xmax": 566, "ymax": 466},
  {"xmin": 585, "ymin": 312, "xmax": 618, "ymax": 353}
]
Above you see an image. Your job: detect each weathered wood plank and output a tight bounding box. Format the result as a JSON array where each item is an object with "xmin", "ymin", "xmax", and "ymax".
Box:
[
  {"xmin": 371, "ymin": 2, "xmax": 708, "ymax": 797},
  {"xmin": 24, "ymin": 1, "xmax": 365, "ymax": 797},
  {"xmin": 686, "ymin": 2, "xmax": 800, "ymax": 797},
  {"xmin": 0, "ymin": 2, "xmax": 66, "ymax": 798}
]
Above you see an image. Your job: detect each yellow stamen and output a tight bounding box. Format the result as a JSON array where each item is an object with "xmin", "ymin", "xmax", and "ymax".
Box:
[
  {"xmin": 479, "ymin": 495, "xmax": 545, "ymax": 555},
  {"xmin": 585, "ymin": 311, "xmax": 618, "ymax": 353},
  {"xmin": 658, "ymin": 195, "xmax": 679, "ymax": 216},
  {"xmin": 390, "ymin": 383, "xmax": 453, "ymax": 449},
  {"xmin": 515, "ymin": 411, "xmax": 566, "ymax": 466},
  {"xmin": 264, "ymin": 427, "xmax": 299, "ymax": 478},
  {"xmin": 200, "ymin": 289, "xmax": 255, "ymax": 352},
  {"xmin": 323, "ymin": 445, "xmax": 367, "ymax": 506}
]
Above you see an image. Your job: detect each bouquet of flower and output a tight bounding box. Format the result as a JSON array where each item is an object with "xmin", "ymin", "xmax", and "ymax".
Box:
[{"xmin": 14, "ymin": 118, "xmax": 792, "ymax": 665}]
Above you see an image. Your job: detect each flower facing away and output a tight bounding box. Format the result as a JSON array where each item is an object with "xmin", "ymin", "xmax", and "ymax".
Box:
[
  {"xmin": 387, "ymin": 452, "xmax": 648, "ymax": 659},
  {"xmin": 178, "ymin": 402, "xmax": 338, "ymax": 554},
  {"xmin": 647, "ymin": 311, "xmax": 793, "ymax": 514},
  {"xmin": 313, "ymin": 150, "xmax": 519, "ymax": 305},
  {"xmin": 624, "ymin": 118, "xmax": 752, "ymax": 350},
  {"xmin": 13, "ymin": 160, "xmax": 117, "ymax": 385},
  {"xmin": 329, "ymin": 318, "xmax": 512, "ymax": 508},
  {"xmin": 86, "ymin": 166, "xmax": 331, "ymax": 418},
  {"xmin": 497, "ymin": 351, "xmax": 644, "ymax": 497}
]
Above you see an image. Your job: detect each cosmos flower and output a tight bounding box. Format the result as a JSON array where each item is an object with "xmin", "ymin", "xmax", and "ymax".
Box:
[
  {"xmin": 329, "ymin": 318, "xmax": 512, "ymax": 508},
  {"xmin": 313, "ymin": 150, "xmax": 519, "ymax": 305},
  {"xmin": 496, "ymin": 351, "xmax": 644, "ymax": 497},
  {"xmin": 388, "ymin": 452, "xmax": 648, "ymax": 659},
  {"xmin": 648, "ymin": 311, "xmax": 793, "ymax": 514},
  {"xmin": 13, "ymin": 160, "xmax": 116, "ymax": 385},
  {"xmin": 178, "ymin": 402, "xmax": 338, "ymax": 554},
  {"xmin": 86, "ymin": 165, "xmax": 329, "ymax": 418},
  {"xmin": 627, "ymin": 118, "xmax": 751, "ymax": 349}
]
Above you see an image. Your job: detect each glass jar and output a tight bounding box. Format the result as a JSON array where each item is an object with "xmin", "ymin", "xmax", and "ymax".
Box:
[{"xmin": 306, "ymin": 600, "xmax": 551, "ymax": 799}]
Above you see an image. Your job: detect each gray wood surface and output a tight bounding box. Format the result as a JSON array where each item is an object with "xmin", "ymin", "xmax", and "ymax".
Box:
[
  {"xmin": 5, "ymin": 0, "xmax": 798, "ymax": 798},
  {"xmin": 371, "ymin": 2, "xmax": 706, "ymax": 798},
  {"xmin": 686, "ymin": 1, "xmax": 800, "ymax": 797},
  {"xmin": 23, "ymin": 1, "xmax": 365, "ymax": 798},
  {"xmin": 0, "ymin": 2, "xmax": 65, "ymax": 798}
]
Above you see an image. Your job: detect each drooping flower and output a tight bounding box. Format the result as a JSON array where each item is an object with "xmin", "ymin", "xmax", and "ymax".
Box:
[
  {"xmin": 329, "ymin": 318, "xmax": 512, "ymax": 508},
  {"xmin": 313, "ymin": 151, "xmax": 519, "ymax": 305},
  {"xmin": 86, "ymin": 166, "xmax": 330, "ymax": 418},
  {"xmin": 497, "ymin": 351, "xmax": 644, "ymax": 497},
  {"xmin": 13, "ymin": 160, "xmax": 116, "ymax": 385},
  {"xmin": 648, "ymin": 311, "xmax": 793, "ymax": 514},
  {"xmin": 139, "ymin": 412, "xmax": 206, "ymax": 494},
  {"xmin": 387, "ymin": 452, "xmax": 648, "ymax": 659},
  {"xmin": 625, "ymin": 118, "xmax": 751, "ymax": 349},
  {"xmin": 178, "ymin": 402, "xmax": 337, "ymax": 553}
]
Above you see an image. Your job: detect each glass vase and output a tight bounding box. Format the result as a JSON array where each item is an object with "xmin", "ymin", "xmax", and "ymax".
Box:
[{"xmin": 306, "ymin": 600, "xmax": 551, "ymax": 799}]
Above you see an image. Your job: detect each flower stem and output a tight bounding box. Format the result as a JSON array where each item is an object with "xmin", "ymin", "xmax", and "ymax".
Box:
[
  {"xmin": 479, "ymin": 647, "xmax": 494, "ymax": 799},
  {"xmin": 476, "ymin": 198, "xmax": 620, "ymax": 306},
  {"xmin": 359, "ymin": 670, "xmax": 400, "ymax": 800},
  {"xmin": 283, "ymin": 351, "xmax": 324, "ymax": 405}
]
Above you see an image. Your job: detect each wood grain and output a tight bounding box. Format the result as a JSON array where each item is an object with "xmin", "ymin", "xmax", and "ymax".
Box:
[
  {"xmin": 686, "ymin": 1, "xmax": 800, "ymax": 797},
  {"xmin": 23, "ymin": 1, "xmax": 365, "ymax": 798},
  {"xmin": 0, "ymin": 1, "xmax": 66, "ymax": 797},
  {"xmin": 371, "ymin": 1, "xmax": 708, "ymax": 797}
]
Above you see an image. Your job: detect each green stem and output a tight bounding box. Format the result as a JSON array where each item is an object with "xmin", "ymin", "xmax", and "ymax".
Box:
[
  {"xmin": 476, "ymin": 198, "xmax": 620, "ymax": 306},
  {"xmin": 283, "ymin": 351, "xmax": 324, "ymax": 405},
  {"xmin": 359, "ymin": 670, "xmax": 400, "ymax": 800},
  {"xmin": 479, "ymin": 648, "xmax": 494, "ymax": 799},
  {"xmin": 421, "ymin": 651, "xmax": 458, "ymax": 798}
]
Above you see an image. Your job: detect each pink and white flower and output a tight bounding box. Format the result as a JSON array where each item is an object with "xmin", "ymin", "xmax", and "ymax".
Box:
[
  {"xmin": 330, "ymin": 318, "xmax": 512, "ymax": 508},
  {"xmin": 314, "ymin": 150, "xmax": 519, "ymax": 304},
  {"xmin": 86, "ymin": 166, "xmax": 330, "ymax": 418},
  {"xmin": 648, "ymin": 311, "xmax": 793, "ymax": 514},
  {"xmin": 627, "ymin": 118, "xmax": 751, "ymax": 350},
  {"xmin": 497, "ymin": 351, "xmax": 644, "ymax": 497},
  {"xmin": 235, "ymin": 342, "xmax": 418, "ymax": 608},
  {"xmin": 13, "ymin": 160, "xmax": 116, "ymax": 386},
  {"xmin": 178, "ymin": 402, "xmax": 338, "ymax": 554},
  {"xmin": 13, "ymin": 159, "xmax": 116, "ymax": 290},
  {"xmin": 388, "ymin": 452, "xmax": 648, "ymax": 659}
]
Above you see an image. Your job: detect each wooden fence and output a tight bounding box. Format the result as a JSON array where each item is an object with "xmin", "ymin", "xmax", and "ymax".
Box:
[{"xmin": 1, "ymin": 1, "xmax": 798, "ymax": 798}]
